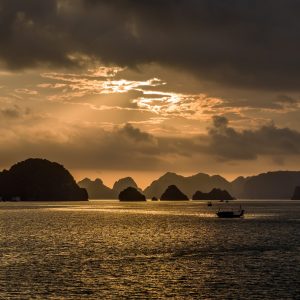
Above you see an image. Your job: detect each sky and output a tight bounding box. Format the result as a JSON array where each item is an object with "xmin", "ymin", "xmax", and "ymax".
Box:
[{"xmin": 1, "ymin": 0, "xmax": 300, "ymax": 188}]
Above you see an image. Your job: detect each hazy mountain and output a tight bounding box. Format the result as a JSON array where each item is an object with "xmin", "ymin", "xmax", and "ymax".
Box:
[
  {"xmin": 232, "ymin": 171, "xmax": 300, "ymax": 199},
  {"xmin": 0, "ymin": 158, "xmax": 87, "ymax": 201},
  {"xmin": 230, "ymin": 176, "xmax": 246, "ymax": 197},
  {"xmin": 77, "ymin": 176, "xmax": 141, "ymax": 199},
  {"xmin": 192, "ymin": 188, "xmax": 234, "ymax": 200},
  {"xmin": 78, "ymin": 178, "xmax": 116, "ymax": 199},
  {"xmin": 113, "ymin": 177, "xmax": 141, "ymax": 195},
  {"xmin": 144, "ymin": 172, "xmax": 231, "ymax": 199},
  {"xmin": 78, "ymin": 170, "xmax": 300, "ymax": 200},
  {"xmin": 291, "ymin": 186, "xmax": 300, "ymax": 200},
  {"xmin": 145, "ymin": 171, "xmax": 300, "ymax": 199}
]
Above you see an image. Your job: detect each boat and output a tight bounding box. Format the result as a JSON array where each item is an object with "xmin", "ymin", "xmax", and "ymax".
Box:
[
  {"xmin": 216, "ymin": 206, "xmax": 245, "ymax": 218},
  {"xmin": 207, "ymin": 201, "xmax": 212, "ymax": 207}
]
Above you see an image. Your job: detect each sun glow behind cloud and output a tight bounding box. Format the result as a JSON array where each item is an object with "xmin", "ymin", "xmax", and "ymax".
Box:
[
  {"xmin": 37, "ymin": 64, "xmax": 236, "ymax": 128},
  {"xmin": 1, "ymin": 61, "xmax": 300, "ymax": 184}
]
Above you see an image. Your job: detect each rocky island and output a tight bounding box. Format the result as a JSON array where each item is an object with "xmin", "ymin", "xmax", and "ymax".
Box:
[
  {"xmin": 119, "ymin": 187, "xmax": 146, "ymax": 201},
  {"xmin": 160, "ymin": 185, "xmax": 189, "ymax": 201},
  {"xmin": 0, "ymin": 158, "xmax": 88, "ymax": 201},
  {"xmin": 192, "ymin": 188, "xmax": 235, "ymax": 200}
]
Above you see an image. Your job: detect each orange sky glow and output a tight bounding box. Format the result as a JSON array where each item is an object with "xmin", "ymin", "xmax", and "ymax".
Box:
[{"xmin": 1, "ymin": 1, "xmax": 300, "ymax": 186}]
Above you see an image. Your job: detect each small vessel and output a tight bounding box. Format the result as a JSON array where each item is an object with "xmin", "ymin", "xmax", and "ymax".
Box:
[
  {"xmin": 216, "ymin": 206, "xmax": 245, "ymax": 218},
  {"xmin": 207, "ymin": 201, "xmax": 212, "ymax": 207}
]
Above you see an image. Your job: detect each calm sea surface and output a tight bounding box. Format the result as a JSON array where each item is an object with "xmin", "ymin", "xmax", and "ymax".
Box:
[{"xmin": 1, "ymin": 200, "xmax": 300, "ymax": 299}]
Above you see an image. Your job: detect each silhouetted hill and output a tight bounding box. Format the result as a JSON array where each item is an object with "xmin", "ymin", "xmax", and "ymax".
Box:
[
  {"xmin": 144, "ymin": 172, "xmax": 231, "ymax": 199},
  {"xmin": 0, "ymin": 158, "xmax": 88, "ymax": 201},
  {"xmin": 160, "ymin": 185, "xmax": 189, "ymax": 201},
  {"xmin": 113, "ymin": 177, "xmax": 141, "ymax": 195},
  {"xmin": 232, "ymin": 171, "xmax": 300, "ymax": 199},
  {"xmin": 192, "ymin": 188, "xmax": 234, "ymax": 200},
  {"xmin": 78, "ymin": 178, "xmax": 116, "ymax": 199},
  {"xmin": 119, "ymin": 187, "xmax": 146, "ymax": 201},
  {"xmin": 291, "ymin": 186, "xmax": 300, "ymax": 200}
]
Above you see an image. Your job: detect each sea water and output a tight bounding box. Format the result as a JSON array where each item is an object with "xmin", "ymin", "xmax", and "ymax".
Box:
[{"xmin": 1, "ymin": 200, "xmax": 299, "ymax": 299}]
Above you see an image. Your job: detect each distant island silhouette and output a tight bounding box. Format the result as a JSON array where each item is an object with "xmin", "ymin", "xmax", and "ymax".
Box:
[
  {"xmin": 144, "ymin": 172, "xmax": 231, "ymax": 199},
  {"xmin": 0, "ymin": 158, "xmax": 88, "ymax": 201},
  {"xmin": 291, "ymin": 186, "xmax": 300, "ymax": 200},
  {"xmin": 79, "ymin": 171, "xmax": 300, "ymax": 200},
  {"xmin": 160, "ymin": 185, "xmax": 189, "ymax": 201},
  {"xmin": 119, "ymin": 187, "xmax": 146, "ymax": 201},
  {"xmin": 192, "ymin": 188, "xmax": 234, "ymax": 200},
  {"xmin": 143, "ymin": 171, "xmax": 300, "ymax": 200},
  {"xmin": 113, "ymin": 177, "xmax": 142, "ymax": 195},
  {"xmin": 78, "ymin": 177, "xmax": 141, "ymax": 200},
  {"xmin": 1, "ymin": 158, "xmax": 300, "ymax": 201},
  {"xmin": 231, "ymin": 171, "xmax": 300, "ymax": 199},
  {"xmin": 78, "ymin": 178, "xmax": 116, "ymax": 199}
]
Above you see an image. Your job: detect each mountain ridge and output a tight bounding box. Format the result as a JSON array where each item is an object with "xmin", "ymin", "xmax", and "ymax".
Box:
[
  {"xmin": 79, "ymin": 170, "xmax": 300, "ymax": 200},
  {"xmin": 78, "ymin": 176, "xmax": 142, "ymax": 199},
  {"xmin": 144, "ymin": 172, "xmax": 231, "ymax": 199}
]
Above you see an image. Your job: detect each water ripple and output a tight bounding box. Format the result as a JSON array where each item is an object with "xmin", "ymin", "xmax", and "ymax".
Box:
[{"xmin": 1, "ymin": 200, "xmax": 300, "ymax": 299}]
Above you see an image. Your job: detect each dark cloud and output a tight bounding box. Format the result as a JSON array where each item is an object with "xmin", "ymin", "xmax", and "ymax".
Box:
[
  {"xmin": 1, "ymin": 0, "xmax": 300, "ymax": 90},
  {"xmin": 208, "ymin": 116, "xmax": 300, "ymax": 160},
  {"xmin": 212, "ymin": 115, "xmax": 229, "ymax": 129},
  {"xmin": 0, "ymin": 119, "xmax": 200, "ymax": 172},
  {"xmin": 0, "ymin": 105, "xmax": 29, "ymax": 118},
  {"xmin": 119, "ymin": 123, "xmax": 155, "ymax": 143},
  {"xmin": 1, "ymin": 118, "xmax": 300, "ymax": 174},
  {"xmin": 0, "ymin": 123, "xmax": 164, "ymax": 171},
  {"xmin": 0, "ymin": 0, "xmax": 69, "ymax": 68}
]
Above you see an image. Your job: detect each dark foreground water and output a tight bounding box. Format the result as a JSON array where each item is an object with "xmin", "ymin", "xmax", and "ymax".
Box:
[{"xmin": 1, "ymin": 200, "xmax": 300, "ymax": 299}]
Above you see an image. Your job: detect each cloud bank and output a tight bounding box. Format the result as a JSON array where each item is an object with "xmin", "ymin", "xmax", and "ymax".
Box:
[
  {"xmin": 1, "ymin": 0, "xmax": 300, "ymax": 90},
  {"xmin": 1, "ymin": 116, "xmax": 300, "ymax": 174},
  {"xmin": 208, "ymin": 116, "xmax": 300, "ymax": 161}
]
